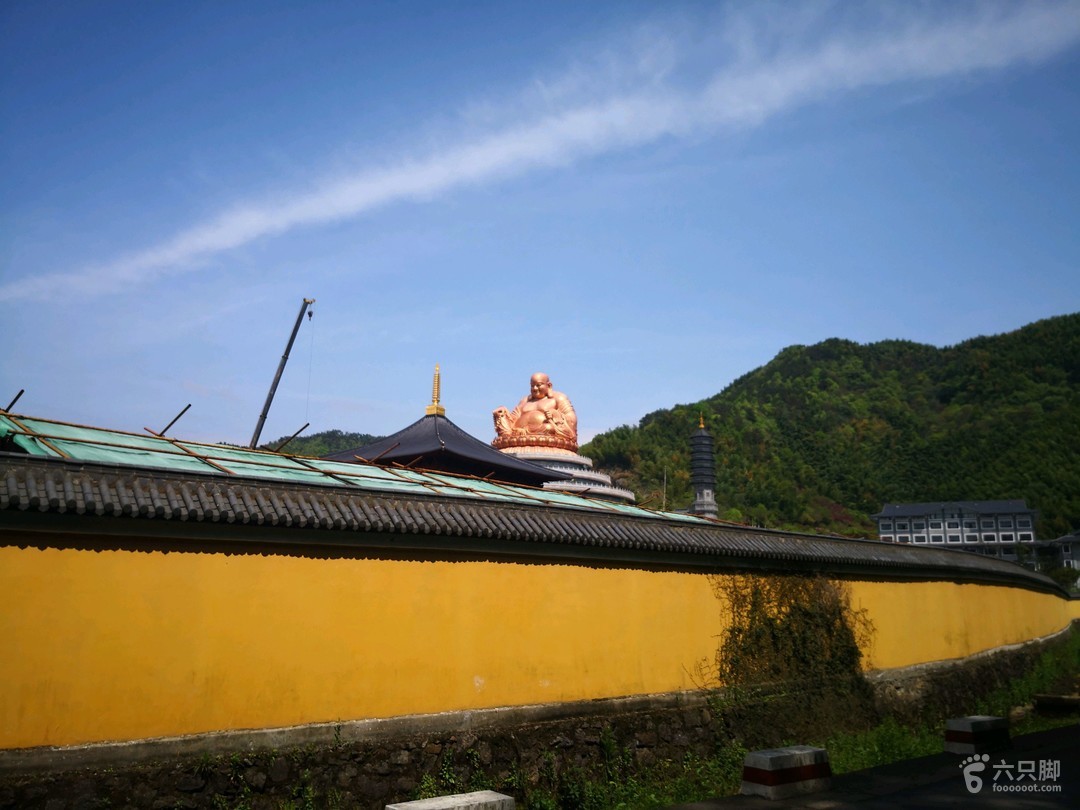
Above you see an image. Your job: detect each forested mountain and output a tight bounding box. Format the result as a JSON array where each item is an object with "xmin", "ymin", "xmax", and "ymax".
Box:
[
  {"xmin": 258, "ymin": 429, "xmax": 380, "ymax": 457},
  {"xmin": 581, "ymin": 314, "xmax": 1080, "ymax": 539}
]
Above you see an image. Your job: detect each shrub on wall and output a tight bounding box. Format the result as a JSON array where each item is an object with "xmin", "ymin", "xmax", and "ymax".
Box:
[{"xmin": 703, "ymin": 574, "xmax": 878, "ymax": 745}]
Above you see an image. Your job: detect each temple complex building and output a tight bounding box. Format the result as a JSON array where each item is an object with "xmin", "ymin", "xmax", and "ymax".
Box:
[
  {"xmin": 873, "ymin": 499, "xmax": 1038, "ymax": 564},
  {"xmin": 325, "ymin": 367, "xmax": 632, "ymax": 503},
  {"xmin": 325, "ymin": 366, "xmax": 565, "ymax": 488}
]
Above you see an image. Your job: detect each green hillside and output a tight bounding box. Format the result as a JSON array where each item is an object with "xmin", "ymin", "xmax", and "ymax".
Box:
[
  {"xmin": 258, "ymin": 429, "xmax": 380, "ymax": 457},
  {"xmin": 582, "ymin": 314, "xmax": 1080, "ymax": 538}
]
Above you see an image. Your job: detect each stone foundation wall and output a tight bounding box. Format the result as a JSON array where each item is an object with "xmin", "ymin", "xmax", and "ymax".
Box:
[
  {"xmin": 0, "ymin": 699, "xmax": 717, "ymax": 810},
  {"xmin": 868, "ymin": 628, "xmax": 1068, "ymax": 724}
]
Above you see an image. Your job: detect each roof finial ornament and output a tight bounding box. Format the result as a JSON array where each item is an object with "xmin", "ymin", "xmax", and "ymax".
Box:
[
  {"xmin": 426, "ymin": 364, "xmax": 446, "ymax": 416},
  {"xmin": 699, "ymin": 413, "xmax": 706, "ymax": 429}
]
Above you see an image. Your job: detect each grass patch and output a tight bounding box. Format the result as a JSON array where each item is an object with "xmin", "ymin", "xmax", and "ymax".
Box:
[
  {"xmin": 975, "ymin": 625, "xmax": 1080, "ymax": 718},
  {"xmin": 518, "ymin": 742, "xmax": 747, "ymax": 810},
  {"xmin": 821, "ymin": 717, "xmax": 940, "ymax": 775},
  {"xmin": 821, "ymin": 625, "xmax": 1080, "ymax": 776}
]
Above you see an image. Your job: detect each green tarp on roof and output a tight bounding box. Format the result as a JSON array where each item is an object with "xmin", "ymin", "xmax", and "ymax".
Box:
[{"xmin": 0, "ymin": 412, "xmax": 710, "ymax": 523}]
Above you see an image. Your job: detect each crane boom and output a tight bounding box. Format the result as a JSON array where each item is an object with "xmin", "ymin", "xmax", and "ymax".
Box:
[{"xmin": 249, "ymin": 297, "xmax": 315, "ymax": 449}]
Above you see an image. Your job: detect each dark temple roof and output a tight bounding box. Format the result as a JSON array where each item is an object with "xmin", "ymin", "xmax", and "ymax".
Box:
[
  {"xmin": 872, "ymin": 500, "xmax": 1035, "ymax": 519},
  {"xmin": 322, "ymin": 414, "xmax": 568, "ymax": 488}
]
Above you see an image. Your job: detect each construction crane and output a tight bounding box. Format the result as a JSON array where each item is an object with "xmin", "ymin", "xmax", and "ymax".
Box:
[{"xmin": 249, "ymin": 298, "xmax": 315, "ymax": 449}]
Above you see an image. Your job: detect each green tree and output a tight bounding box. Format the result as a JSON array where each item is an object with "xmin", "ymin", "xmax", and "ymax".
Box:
[
  {"xmin": 258, "ymin": 429, "xmax": 381, "ymax": 457},
  {"xmin": 582, "ymin": 314, "xmax": 1080, "ymax": 538}
]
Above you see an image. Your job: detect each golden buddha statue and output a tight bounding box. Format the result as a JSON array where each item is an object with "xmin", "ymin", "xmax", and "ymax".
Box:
[{"xmin": 492, "ymin": 372, "xmax": 578, "ymax": 452}]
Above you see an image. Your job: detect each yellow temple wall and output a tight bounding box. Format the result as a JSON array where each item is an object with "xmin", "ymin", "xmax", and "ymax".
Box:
[{"xmin": 0, "ymin": 541, "xmax": 1074, "ymax": 750}]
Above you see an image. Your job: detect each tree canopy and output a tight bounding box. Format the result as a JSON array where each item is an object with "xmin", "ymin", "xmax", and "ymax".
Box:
[
  {"xmin": 582, "ymin": 314, "xmax": 1080, "ymax": 538},
  {"xmin": 258, "ymin": 429, "xmax": 381, "ymax": 458}
]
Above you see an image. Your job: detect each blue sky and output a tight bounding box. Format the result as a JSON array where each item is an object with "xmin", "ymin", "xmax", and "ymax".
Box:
[{"xmin": 2, "ymin": 0, "xmax": 1079, "ymax": 447}]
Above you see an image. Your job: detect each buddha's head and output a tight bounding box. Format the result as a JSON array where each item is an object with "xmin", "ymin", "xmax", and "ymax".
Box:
[{"xmin": 529, "ymin": 373, "xmax": 552, "ymax": 401}]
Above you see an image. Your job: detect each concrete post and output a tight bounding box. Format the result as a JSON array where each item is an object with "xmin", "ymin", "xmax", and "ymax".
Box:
[
  {"xmin": 740, "ymin": 745, "xmax": 832, "ymax": 799},
  {"xmin": 386, "ymin": 790, "xmax": 516, "ymax": 810},
  {"xmin": 944, "ymin": 716, "xmax": 1011, "ymax": 755}
]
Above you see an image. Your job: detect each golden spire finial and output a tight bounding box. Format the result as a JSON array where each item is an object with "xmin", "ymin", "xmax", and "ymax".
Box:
[
  {"xmin": 699, "ymin": 413, "xmax": 706, "ymax": 429},
  {"xmin": 426, "ymin": 364, "xmax": 446, "ymax": 416}
]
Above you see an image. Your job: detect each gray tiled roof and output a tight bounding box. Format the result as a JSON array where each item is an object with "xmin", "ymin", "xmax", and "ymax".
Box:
[
  {"xmin": 0, "ymin": 453, "xmax": 1063, "ymax": 595},
  {"xmin": 872, "ymin": 500, "xmax": 1034, "ymax": 519}
]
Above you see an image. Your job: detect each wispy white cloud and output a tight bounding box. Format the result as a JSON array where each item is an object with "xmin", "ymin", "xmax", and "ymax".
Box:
[{"xmin": 4, "ymin": 1, "xmax": 1079, "ymax": 302}]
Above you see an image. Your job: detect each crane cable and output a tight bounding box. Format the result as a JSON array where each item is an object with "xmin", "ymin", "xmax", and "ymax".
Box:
[{"xmin": 305, "ymin": 305, "xmax": 316, "ymax": 422}]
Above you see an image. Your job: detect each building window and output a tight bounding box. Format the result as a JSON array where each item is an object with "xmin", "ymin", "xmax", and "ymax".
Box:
[
  {"xmin": 1001, "ymin": 533, "xmax": 1014, "ymax": 543},
  {"xmin": 963, "ymin": 520, "xmax": 976, "ymax": 529},
  {"xmin": 981, "ymin": 520, "xmax": 994, "ymax": 529},
  {"xmin": 897, "ymin": 536, "xmax": 910, "ymax": 544},
  {"xmin": 965, "ymin": 534, "xmax": 978, "ymax": 543},
  {"xmin": 896, "ymin": 522, "xmax": 909, "ymax": 530},
  {"xmin": 916, "ymin": 535, "xmax": 928, "ymax": 543},
  {"xmin": 983, "ymin": 534, "xmax": 996, "ymax": 543},
  {"xmin": 1017, "ymin": 519, "xmax": 1032, "ymax": 528},
  {"xmin": 1063, "ymin": 545, "xmax": 1072, "ymax": 556},
  {"xmin": 947, "ymin": 521, "xmax": 959, "ymax": 529},
  {"xmin": 913, "ymin": 521, "xmax": 925, "ymax": 530},
  {"xmin": 947, "ymin": 534, "xmax": 961, "ymax": 543},
  {"xmin": 1019, "ymin": 533, "xmax": 1033, "ymax": 542},
  {"xmin": 1000, "ymin": 519, "xmax": 1013, "ymax": 528},
  {"xmin": 930, "ymin": 521, "xmax": 942, "ymax": 529},
  {"xmin": 880, "ymin": 521, "xmax": 893, "ymax": 531},
  {"xmin": 930, "ymin": 534, "xmax": 943, "ymax": 543}
]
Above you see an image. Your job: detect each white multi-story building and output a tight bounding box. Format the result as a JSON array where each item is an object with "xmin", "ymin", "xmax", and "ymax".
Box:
[
  {"xmin": 872, "ymin": 500, "xmax": 1037, "ymax": 563},
  {"xmin": 1045, "ymin": 530, "xmax": 1078, "ymax": 570}
]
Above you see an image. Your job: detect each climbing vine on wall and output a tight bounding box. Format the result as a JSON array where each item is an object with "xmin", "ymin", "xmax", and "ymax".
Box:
[{"xmin": 703, "ymin": 574, "xmax": 878, "ymax": 744}]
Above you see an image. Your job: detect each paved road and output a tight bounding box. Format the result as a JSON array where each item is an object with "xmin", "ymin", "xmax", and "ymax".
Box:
[{"xmin": 670, "ymin": 724, "xmax": 1079, "ymax": 809}]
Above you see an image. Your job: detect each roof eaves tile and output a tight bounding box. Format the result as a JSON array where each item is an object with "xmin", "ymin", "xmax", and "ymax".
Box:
[
  {"xmin": 474, "ymin": 507, "xmax": 498, "ymax": 537},
  {"xmin": 224, "ymin": 489, "xmax": 246, "ymax": 524},
  {"xmin": 43, "ymin": 472, "xmax": 63, "ymax": 512},
  {"xmin": 348, "ymin": 498, "xmax": 374, "ymax": 531},
  {"xmin": 325, "ymin": 495, "xmax": 346, "ymax": 529},
  {"xmin": 61, "ymin": 474, "xmax": 78, "ymax": 512},
  {"xmin": 346, "ymin": 498, "xmax": 367, "ymax": 531},
  {"xmin": 266, "ymin": 490, "xmax": 288, "ymax": 526},
  {"xmin": 164, "ymin": 482, "xmax": 183, "ymax": 519},
  {"xmin": 180, "ymin": 482, "xmax": 201, "ymax": 521},
  {"xmin": 211, "ymin": 485, "xmax": 232, "ymax": 523},
  {"xmin": 428, "ymin": 504, "xmax": 453, "ymax": 536},
  {"xmin": 143, "ymin": 479, "xmax": 166, "ymax": 518},
  {"xmin": 456, "ymin": 505, "xmax": 482, "ymax": 537},
  {"xmin": 404, "ymin": 502, "xmax": 427, "ymax": 534},
  {"xmin": 304, "ymin": 492, "xmax": 328, "ymax": 529},
  {"xmin": 367, "ymin": 501, "xmax": 388, "ymax": 533},
  {"xmin": 239, "ymin": 488, "xmax": 262, "ymax": 525},
  {"xmin": 77, "ymin": 476, "xmax": 96, "ymax": 515},
  {"xmin": 0, "ymin": 457, "xmax": 1066, "ymax": 597},
  {"xmin": 514, "ymin": 509, "xmax": 542, "ymax": 542},
  {"xmin": 280, "ymin": 492, "xmax": 301, "ymax": 527}
]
